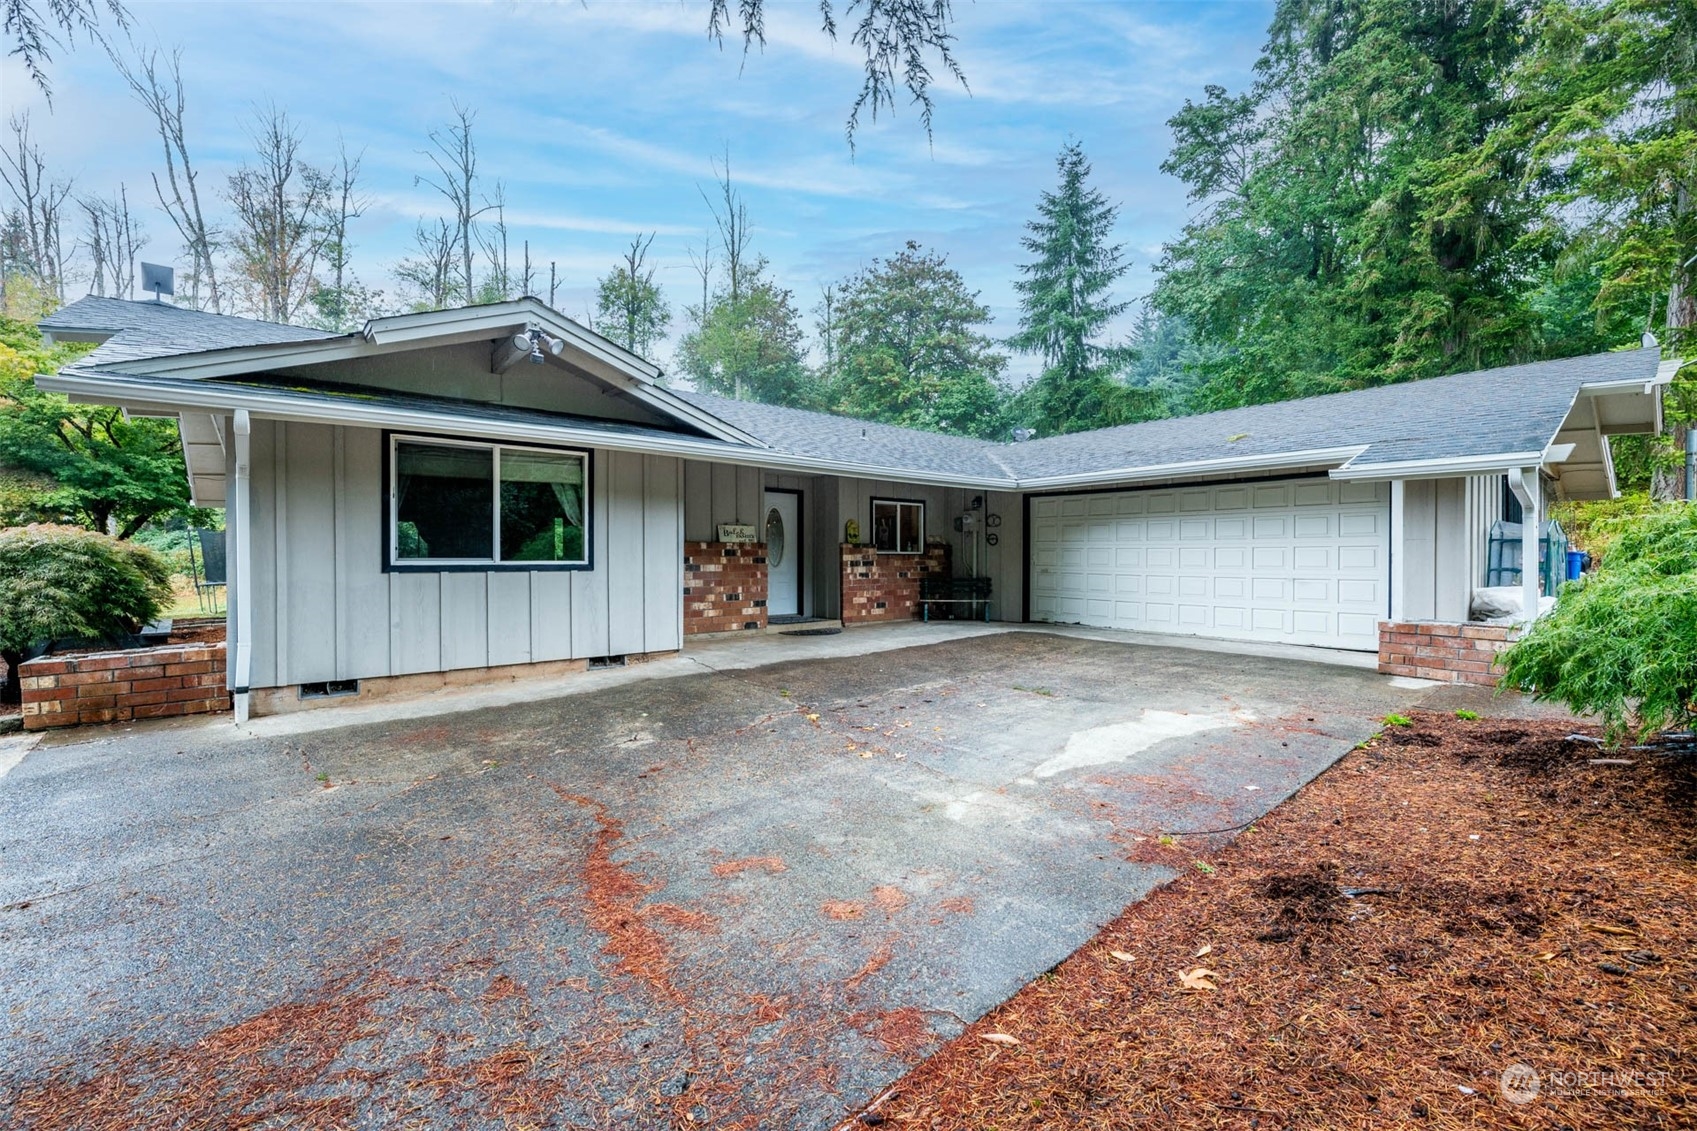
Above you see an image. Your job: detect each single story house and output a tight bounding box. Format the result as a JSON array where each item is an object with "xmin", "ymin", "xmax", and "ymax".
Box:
[{"xmin": 33, "ymin": 295, "xmax": 1673, "ymax": 722}]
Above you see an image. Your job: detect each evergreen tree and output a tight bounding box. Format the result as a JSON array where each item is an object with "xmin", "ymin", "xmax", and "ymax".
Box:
[
  {"xmin": 1009, "ymin": 141, "xmax": 1155, "ymax": 436},
  {"xmin": 1495, "ymin": 0, "xmax": 1696, "ymax": 496},
  {"xmin": 828, "ymin": 241, "xmax": 1009, "ymax": 438},
  {"xmin": 1155, "ymin": 0, "xmax": 1544, "ymax": 409}
]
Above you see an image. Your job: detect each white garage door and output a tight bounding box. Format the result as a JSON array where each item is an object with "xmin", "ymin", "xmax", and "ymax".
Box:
[{"xmin": 1030, "ymin": 478, "xmax": 1389, "ymax": 651}]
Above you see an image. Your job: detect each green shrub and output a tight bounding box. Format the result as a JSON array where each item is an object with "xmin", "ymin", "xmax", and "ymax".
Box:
[
  {"xmin": 1499, "ymin": 504, "xmax": 1697, "ymax": 743},
  {"xmin": 0, "ymin": 524, "xmax": 175, "ymax": 702},
  {"xmin": 1550, "ymin": 491, "xmax": 1660, "ymax": 564}
]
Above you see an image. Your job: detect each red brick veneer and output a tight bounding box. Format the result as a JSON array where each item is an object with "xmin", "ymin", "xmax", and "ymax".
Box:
[
  {"xmin": 1378, "ymin": 621, "xmax": 1518, "ymax": 686},
  {"xmin": 840, "ymin": 543, "xmax": 950, "ymax": 624},
  {"xmin": 20, "ymin": 643, "xmax": 230, "ymax": 729},
  {"xmin": 684, "ymin": 541, "xmax": 769, "ymax": 635}
]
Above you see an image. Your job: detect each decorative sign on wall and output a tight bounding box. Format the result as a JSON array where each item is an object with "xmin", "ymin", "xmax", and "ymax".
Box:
[{"xmin": 717, "ymin": 523, "xmax": 758, "ymax": 544}]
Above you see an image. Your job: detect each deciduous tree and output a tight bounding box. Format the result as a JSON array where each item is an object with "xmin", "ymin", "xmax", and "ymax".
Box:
[
  {"xmin": 595, "ymin": 233, "xmax": 671, "ymax": 358},
  {"xmin": 828, "ymin": 241, "xmax": 1008, "ymax": 437}
]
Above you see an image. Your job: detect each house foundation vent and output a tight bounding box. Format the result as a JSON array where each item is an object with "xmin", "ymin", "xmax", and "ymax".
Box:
[{"xmin": 300, "ymin": 680, "xmax": 359, "ymax": 699}]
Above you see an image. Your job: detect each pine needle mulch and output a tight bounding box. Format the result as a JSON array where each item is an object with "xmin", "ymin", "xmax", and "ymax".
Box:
[{"xmin": 857, "ymin": 711, "xmax": 1696, "ymax": 1130}]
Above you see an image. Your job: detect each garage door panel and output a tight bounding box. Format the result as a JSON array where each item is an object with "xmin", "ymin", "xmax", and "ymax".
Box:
[
  {"xmin": 1339, "ymin": 547, "xmax": 1378, "ymax": 570},
  {"xmin": 1030, "ymin": 477, "xmax": 1387, "ymax": 651},
  {"xmin": 1294, "ymin": 515, "xmax": 1331, "ymax": 537}
]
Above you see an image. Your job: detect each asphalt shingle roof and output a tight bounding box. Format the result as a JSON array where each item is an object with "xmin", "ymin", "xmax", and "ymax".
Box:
[
  {"xmin": 40, "ymin": 296, "xmax": 1662, "ymax": 486},
  {"xmin": 999, "ymin": 348, "xmax": 1662, "ymax": 480},
  {"xmin": 673, "ymin": 390, "xmax": 1013, "ymax": 480},
  {"xmin": 41, "ymin": 295, "xmax": 339, "ymax": 369}
]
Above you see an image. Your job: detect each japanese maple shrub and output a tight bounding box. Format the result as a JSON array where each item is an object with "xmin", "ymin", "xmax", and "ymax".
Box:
[{"xmin": 0, "ymin": 525, "xmax": 174, "ymax": 704}]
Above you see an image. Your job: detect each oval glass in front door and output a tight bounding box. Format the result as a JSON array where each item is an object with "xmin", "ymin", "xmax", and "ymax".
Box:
[{"xmin": 765, "ymin": 506, "xmax": 786, "ymax": 567}]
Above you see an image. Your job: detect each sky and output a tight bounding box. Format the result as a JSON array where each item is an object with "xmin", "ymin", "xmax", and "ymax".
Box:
[{"xmin": 2, "ymin": 0, "xmax": 1274, "ymax": 381}]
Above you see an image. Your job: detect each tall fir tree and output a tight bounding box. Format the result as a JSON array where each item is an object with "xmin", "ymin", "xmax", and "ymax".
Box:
[{"xmin": 1009, "ymin": 141, "xmax": 1155, "ymax": 436}]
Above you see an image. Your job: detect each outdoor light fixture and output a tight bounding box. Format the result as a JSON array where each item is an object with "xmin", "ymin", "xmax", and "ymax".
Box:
[{"xmin": 527, "ymin": 328, "xmax": 565, "ymax": 364}]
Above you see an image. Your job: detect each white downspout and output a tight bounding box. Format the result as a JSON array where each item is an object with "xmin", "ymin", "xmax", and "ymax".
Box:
[
  {"xmin": 1388, "ymin": 479, "xmax": 1406, "ymax": 622},
  {"xmin": 1507, "ymin": 467, "xmax": 1540, "ymax": 624},
  {"xmin": 231, "ymin": 410, "xmax": 253, "ymax": 723}
]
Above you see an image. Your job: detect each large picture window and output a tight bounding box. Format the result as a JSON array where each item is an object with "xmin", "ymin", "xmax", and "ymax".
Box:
[
  {"xmin": 870, "ymin": 497, "xmax": 924, "ymax": 554},
  {"xmin": 390, "ymin": 436, "xmax": 588, "ymax": 568}
]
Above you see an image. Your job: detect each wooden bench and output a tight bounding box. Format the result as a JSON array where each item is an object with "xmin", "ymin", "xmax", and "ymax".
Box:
[{"xmin": 919, "ymin": 577, "xmax": 992, "ymax": 622}]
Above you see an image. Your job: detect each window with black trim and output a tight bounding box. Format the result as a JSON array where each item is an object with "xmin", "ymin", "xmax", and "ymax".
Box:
[
  {"xmin": 390, "ymin": 436, "xmax": 588, "ymax": 567},
  {"xmin": 871, "ymin": 498, "xmax": 924, "ymax": 554}
]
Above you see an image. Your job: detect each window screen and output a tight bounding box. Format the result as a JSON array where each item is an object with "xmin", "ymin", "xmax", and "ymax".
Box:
[{"xmin": 501, "ymin": 448, "xmax": 586, "ymax": 563}]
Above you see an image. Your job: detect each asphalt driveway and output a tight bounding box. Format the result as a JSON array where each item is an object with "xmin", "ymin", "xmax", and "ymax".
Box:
[{"xmin": 0, "ymin": 631, "xmax": 1424, "ymax": 1129}]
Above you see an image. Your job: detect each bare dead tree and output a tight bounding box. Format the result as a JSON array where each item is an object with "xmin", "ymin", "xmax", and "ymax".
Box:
[
  {"xmin": 520, "ymin": 239, "xmax": 534, "ymax": 299},
  {"xmin": 80, "ymin": 183, "xmax": 145, "ymax": 298},
  {"xmin": 312, "ymin": 138, "xmax": 368, "ymax": 329},
  {"xmin": 700, "ymin": 149, "xmax": 752, "ymax": 301},
  {"xmin": 395, "ymin": 217, "xmax": 456, "ymax": 310},
  {"xmin": 417, "ymin": 101, "xmax": 492, "ymax": 305},
  {"xmin": 686, "ymin": 229, "xmax": 714, "ymax": 317},
  {"xmin": 548, "ymin": 259, "xmax": 559, "ymax": 308},
  {"xmin": 0, "ymin": 112, "xmax": 73, "ymax": 304},
  {"xmin": 225, "ymin": 105, "xmax": 330, "ymax": 323},
  {"xmin": 113, "ymin": 45, "xmax": 220, "ymax": 310},
  {"xmin": 474, "ymin": 181, "xmax": 510, "ymax": 302},
  {"xmin": 6, "ymin": 0, "xmax": 129, "ymax": 100}
]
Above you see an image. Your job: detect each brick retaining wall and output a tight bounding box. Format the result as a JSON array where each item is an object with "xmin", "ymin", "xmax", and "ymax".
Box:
[
  {"xmin": 1378, "ymin": 621, "xmax": 1517, "ymax": 686},
  {"xmin": 20, "ymin": 642, "xmax": 230, "ymax": 730},
  {"xmin": 841, "ymin": 543, "xmax": 950, "ymax": 624},
  {"xmin": 684, "ymin": 541, "xmax": 769, "ymax": 635}
]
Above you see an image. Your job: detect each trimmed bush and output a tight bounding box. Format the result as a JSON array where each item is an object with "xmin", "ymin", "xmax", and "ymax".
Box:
[
  {"xmin": 1499, "ymin": 504, "xmax": 1697, "ymax": 743},
  {"xmin": 0, "ymin": 524, "xmax": 174, "ymax": 703}
]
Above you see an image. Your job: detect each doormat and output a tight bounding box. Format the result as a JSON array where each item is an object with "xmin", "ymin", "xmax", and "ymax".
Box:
[{"xmin": 780, "ymin": 628, "xmax": 843, "ymax": 636}]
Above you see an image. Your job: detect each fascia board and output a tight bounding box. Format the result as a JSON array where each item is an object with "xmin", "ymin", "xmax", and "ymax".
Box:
[
  {"xmin": 362, "ymin": 299, "xmax": 663, "ymax": 381},
  {"xmin": 92, "ymin": 326, "xmax": 762, "ymax": 449},
  {"xmin": 1019, "ymin": 447, "xmax": 1366, "ymax": 491},
  {"xmin": 1331, "ymin": 451, "xmax": 1545, "ymax": 481}
]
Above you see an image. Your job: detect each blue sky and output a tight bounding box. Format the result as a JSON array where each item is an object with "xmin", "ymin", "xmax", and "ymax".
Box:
[{"xmin": 3, "ymin": 0, "xmax": 1273, "ymax": 379}]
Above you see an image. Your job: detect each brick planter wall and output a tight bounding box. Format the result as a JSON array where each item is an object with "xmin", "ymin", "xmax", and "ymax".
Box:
[
  {"xmin": 841, "ymin": 543, "xmax": 950, "ymax": 624},
  {"xmin": 1378, "ymin": 621, "xmax": 1518, "ymax": 686},
  {"xmin": 20, "ymin": 642, "xmax": 230, "ymax": 730},
  {"xmin": 684, "ymin": 541, "xmax": 769, "ymax": 635}
]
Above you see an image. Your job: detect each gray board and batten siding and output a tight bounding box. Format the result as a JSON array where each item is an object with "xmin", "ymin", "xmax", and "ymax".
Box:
[{"xmin": 235, "ymin": 419, "xmax": 683, "ymax": 690}]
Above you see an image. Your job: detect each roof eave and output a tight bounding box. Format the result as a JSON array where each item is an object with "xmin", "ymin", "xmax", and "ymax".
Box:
[
  {"xmin": 1018, "ymin": 446, "xmax": 1367, "ymax": 492},
  {"xmin": 35, "ymin": 371, "xmax": 1011, "ymax": 489}
]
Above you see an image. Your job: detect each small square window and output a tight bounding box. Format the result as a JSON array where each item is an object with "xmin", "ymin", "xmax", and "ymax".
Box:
[{"xmin": 871, "ymin": 498, "xmax": 925, "ymax": 554}]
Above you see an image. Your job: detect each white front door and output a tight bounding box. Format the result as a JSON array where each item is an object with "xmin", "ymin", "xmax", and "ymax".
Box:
[
  {"xmin": 763, "ymin": 490, "xmax": 801, "ymax": 618},
  {"xmin": 1029, "ymin": 477, "xmax": 1389, "ymax": 651}
]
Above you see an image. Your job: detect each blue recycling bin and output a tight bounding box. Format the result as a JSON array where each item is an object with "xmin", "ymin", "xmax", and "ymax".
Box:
[{"xmin": 1566, "ymin": 549, "xmax": 1586, "ymax": 581}]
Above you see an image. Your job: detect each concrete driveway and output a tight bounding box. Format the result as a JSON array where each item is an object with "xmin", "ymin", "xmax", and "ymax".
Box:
[{"xmin": 0, "ymin": 630, "xmax": 1423, "ymax": 1129}]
